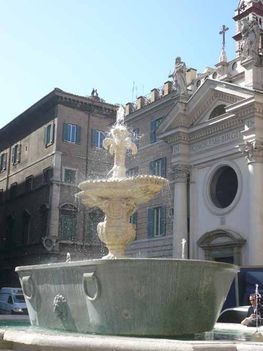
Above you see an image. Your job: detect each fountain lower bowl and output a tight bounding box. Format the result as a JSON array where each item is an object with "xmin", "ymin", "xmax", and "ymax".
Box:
[{"xmin": 15, "ymin": 258, "xmax": 238, "ymax": 337}]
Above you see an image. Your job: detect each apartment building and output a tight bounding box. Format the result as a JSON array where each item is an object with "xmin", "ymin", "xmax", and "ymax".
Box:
[{"xmin": 0, "ymin": 88, "xmax": 117, "ymax": 285}]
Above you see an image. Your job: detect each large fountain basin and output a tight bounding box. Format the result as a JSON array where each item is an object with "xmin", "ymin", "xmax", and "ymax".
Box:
[{"xmin": 16, "ymin": 258, "xmax": 238, "ymax": 336}]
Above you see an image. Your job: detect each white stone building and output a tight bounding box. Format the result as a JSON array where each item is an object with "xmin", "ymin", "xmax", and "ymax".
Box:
[{"xmin": 126, "ymin": 0, "xmax": 263, "ymax": 266}]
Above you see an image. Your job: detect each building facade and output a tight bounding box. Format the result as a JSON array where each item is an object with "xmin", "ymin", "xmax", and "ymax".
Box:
[
  {"xmin": 126, "ymin": 0, "xmax": 263, "ymax": 267},
  {"xmin": 0, "ymin": 88, "xmax": 116, "ymax": 285}
]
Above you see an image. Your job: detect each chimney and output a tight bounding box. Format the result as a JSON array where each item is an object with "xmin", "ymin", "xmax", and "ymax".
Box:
[
  {"xmin": 136, "ymin": 96, "xmax": 146, "ymax": 109},
  {"xmin": 163, "ymin": 81, "xmax": 173, "ymax": 96},
  {"xmin": 125, "ymin": 102, "xmax": 134, "ymax": 115},
  {"xmin": 186, "ymin": 68, "xmax": 197, "ymax": 85},
  {"xmin": 150, "ymin": 88, "xmax": 159, "ymax": 102}
]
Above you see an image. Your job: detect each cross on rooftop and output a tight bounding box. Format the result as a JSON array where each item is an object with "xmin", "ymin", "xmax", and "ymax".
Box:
[{"xmin": 219, "ymin": 24, "xmax": 229, "ymax": 49}]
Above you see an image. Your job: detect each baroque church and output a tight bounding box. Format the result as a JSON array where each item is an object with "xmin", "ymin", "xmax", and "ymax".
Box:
[{"xmin": 125, "ymin": 0, "xmax": 263, "ymax": 267}]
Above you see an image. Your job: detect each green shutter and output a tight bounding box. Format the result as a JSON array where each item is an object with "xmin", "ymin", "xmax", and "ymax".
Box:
[
  {"xmin": 147, "ymin": 208, "xmax": 154, "ymax": 238},
  {"xmin": 3, "ymin": 153, "xmax": 7, "ymax": 170},
  {"xmin": 76, "ymin": 125, "xmax": 81, "ymax": 144},
  {"xmin": 18, "ymin": 144, "xmax": 22, "ymax": 163},
  {"xmin": 51, "ymin": 123, "xmax": 55, "ymax": 144},
  {"xmin": 91, "ymin": 129, "xmax": 97, "ymax": 146},
  {"xmin": 63, "ymin": 123, "xmax": 68, "ymax": 141},
  {"xmin": 44, "ymin": 126, "xmax": 48, "ymax": 146},
  {"xmin": 160, "ymin": 207, "xmax": 166, "ymax": 236},
  {"xmin": 149, "ymin": 160, "xmax": 154, "ymax": 175},
  {"xmin": 150, "ymin": 120, "xmax": 156, "ymax": 143},
  {"xmin": 161, "ymin": 157, "xmax": 167, "ymax": 178},
  {"xmin": 11, "ymin": 147, "xmax": 15, "ymax": 164}
]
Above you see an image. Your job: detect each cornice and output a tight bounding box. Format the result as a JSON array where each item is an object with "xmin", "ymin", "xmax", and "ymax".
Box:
[
  {"xmin": 57, "ymin": 95, "xmax": 116, "ymax": 116},
  {"xmin": 125, "ymin": 93, "xmax": 177, "ymax": 123}
]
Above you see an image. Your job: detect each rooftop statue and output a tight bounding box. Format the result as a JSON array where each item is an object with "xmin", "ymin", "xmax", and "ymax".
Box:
[
  {"xmin": 240, "ymin": 17, "xmax": 261, "ymax": 63},
  {"xmin": 169, "ymin": 56, "xmax": 188, "ymax": 97}
]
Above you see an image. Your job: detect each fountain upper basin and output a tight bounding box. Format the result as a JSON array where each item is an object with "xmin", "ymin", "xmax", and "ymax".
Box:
[
  {"xmin": 77, "ymin": 175, "xmax": 168, "ymax": 206},
  {"xmin": 16, "ymin": 258, "xmax": 238, "ymax": 337}
]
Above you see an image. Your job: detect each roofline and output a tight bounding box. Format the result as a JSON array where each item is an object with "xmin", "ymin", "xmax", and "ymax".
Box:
[{"xmin": 0, "ymin": 88, "xmax": 118, "ymax": 133}]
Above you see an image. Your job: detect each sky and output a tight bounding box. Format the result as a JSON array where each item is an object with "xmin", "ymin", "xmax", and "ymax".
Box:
[{"xmin": 0, "ymin": 0, "xmax": 237, "ymax": 129}]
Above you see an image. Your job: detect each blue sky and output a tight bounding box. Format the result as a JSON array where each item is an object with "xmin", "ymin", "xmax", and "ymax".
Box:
[{"xmin": 0, "ymin": 0, "xmax": 237, "ymax": 128}]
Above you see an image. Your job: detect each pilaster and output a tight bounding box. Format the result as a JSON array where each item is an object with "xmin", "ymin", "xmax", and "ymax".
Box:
[{"xmin": 171, "ymin": 164, "xmax": 191, "ymax": 258}]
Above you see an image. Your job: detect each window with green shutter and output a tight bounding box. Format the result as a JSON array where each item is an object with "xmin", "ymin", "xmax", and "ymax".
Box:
[
  {"xmin": 91, "ymin": 129, "xmax": 105, "ymax": 148},
  {"xmin": 44, "ymin": 123, "xmax": 55, "ymax": 147},
  {"xmin": 147, "ymin": 206, "xmax": 166, "ymax": 238},
  {"xmin": 0, "ymin": 153, "xmax": 7, "ymax": 172},
  {"xmin": 150, "ymin": 118, "xmax": 163, "ymax": 143},
  {"xmin": 59, "ymin": 204, "xmax": 77, "ymax": 241},
  {"xmin": 11, "ymin": 144, "xmax": 21, "ymax": 165},
  {"xmin": 63, "ymin": 123, "xmax": 81, "ymax": 144},
  {"xmin": 149, "ymin": 157, "xmax": 166, "ymax": 177}
]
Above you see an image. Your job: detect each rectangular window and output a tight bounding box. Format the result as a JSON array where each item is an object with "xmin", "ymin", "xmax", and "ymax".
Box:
[
  {"xmin": 60, "ymin": 215, "xmax": 77, "ymax": 241},
  {"xmin": 126, "ymin": 167, "xmax": 139, "ymax": 177},
  {"xmin": 150, "ymin": 118, "xmax": 163, "ymax": 143},
  {"xmin": 147, "ymin": 206, "xmax": 166, "ymax": 238},
  {"xmin": 133, "ymin": 128, "xmax": 140, "ymax": 148},
  {"xmin": 44, "ymin": 123, "xmax": 55, "ymax": 147},
  {"xmin": 63, "ymin": 123, "xmax": 81, "ymax": 144},
  {"xmin": 0, "ymin": 153, "xmax": 7, "ymax": 172},
  {"xmin": 149, "ymin": 157, "xmax": 166, "ymax": 177},
  {"xmin": 10, "ymin": 183, "xmax": 18, "ymax": 199},
  {"xmin": 43, "ymin": 167, "xmax": 53, "ymax": 184},
  {"xmin": 130, "ymin": 212, "xmax": 138, "ymax": 239},
  {"xmin": 11, "ymin": 144, "xmax": 21, "ymax": 165},
  {"xmin": 25, "ymin": 176, "xmax": 33, "ymax": 192},
  {"xmin": 91, "ymin": 129, "xmax": 105, "ymax": 149},
  {"xmin": 64, "ymin": 168, "xmax": 77, "ymax": 184}
]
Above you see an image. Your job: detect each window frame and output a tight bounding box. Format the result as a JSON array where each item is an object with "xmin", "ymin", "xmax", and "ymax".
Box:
[
  {"xmin": 149, "ymin": 157, "xmax": 166, "ymax": 177},
  {"xmin": 0, "ymin": 153, "xmax": 7, "ymax": 172},
  {"xmin": 147, "ymin": 206, "xmax": 166, "ymax": 238},
  {"xmin": 11, "ymin": 144, "xmax": 21, "ymax": 165},
  {"xmin": 44, "ymin": 122, "xmax": 55, "ymax": 147},
  {"xmin": 150, "ymin": 118, "xmax": 163, "ymax": 143},
  {"xmin": 63, "ymin": 168, "xmax": 77, "ymax": 185},
  {"xmin": 63, "ymin": 123, "xmax": 81, "ymax": 144},
  {"xmin": 91, "ymin": 129, "xmax": 105, "ymax": 149}
]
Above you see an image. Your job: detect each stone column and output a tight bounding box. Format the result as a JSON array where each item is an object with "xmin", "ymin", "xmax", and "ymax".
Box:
[
  {"xmin": 171, "ymin": 165, "xmax": 190, "ymax": 258},
  {"xmin": 242, "ymin": 140, "xmax": 263, "ymax": 265}
]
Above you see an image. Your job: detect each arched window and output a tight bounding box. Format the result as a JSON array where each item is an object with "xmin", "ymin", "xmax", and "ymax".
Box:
[
  {"xmin": 59, "ymin": 204, "xmax": 77, "ymax": 241},
  {"xmin": 209, "ymin": 104, "xmax": 226, "ymax": 119}
]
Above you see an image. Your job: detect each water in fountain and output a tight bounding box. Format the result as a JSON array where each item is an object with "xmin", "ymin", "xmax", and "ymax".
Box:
[{"xmin": 15, "ymin": 106, "xmax": 238, "ymax": 337}]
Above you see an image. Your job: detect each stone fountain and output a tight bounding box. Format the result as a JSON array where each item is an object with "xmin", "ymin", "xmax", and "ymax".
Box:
[{"xmin": 15, "ymin": 106, "xmax": 238, "ymax": 337}]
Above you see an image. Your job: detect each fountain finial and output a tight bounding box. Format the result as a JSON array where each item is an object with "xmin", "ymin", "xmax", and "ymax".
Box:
[
  {"xmin": 116, "ymin": 105, "xmax": 125, "ymax": 124},
  {"xmin": 103, "ymin": 107, "xmax": 137, "ymax": 179}
]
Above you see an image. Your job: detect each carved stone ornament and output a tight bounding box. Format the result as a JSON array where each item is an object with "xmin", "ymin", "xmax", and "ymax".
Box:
[
  {"xmin": 42, "ymin": 236, "xmax": 56, "ymax": 251},
  {"xmin": 240, "ymin": 140, "xmax": 263, "ymax": 163},
  {"xmin": 240, "ymin": 17, "xmax": 262, "ymax": 64},
  {"xmin": 172, "ymin": 165, "xmax": 191, "ymax": 183},
  {"xmin": 53, "ymin": 294, "xmax": 68, "ymax": 321}
]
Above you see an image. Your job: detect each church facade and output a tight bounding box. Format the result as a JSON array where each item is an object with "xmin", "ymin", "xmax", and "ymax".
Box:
[{"xmin": 125, "ymin": 0, "xmax": 263, "ymax": 266}]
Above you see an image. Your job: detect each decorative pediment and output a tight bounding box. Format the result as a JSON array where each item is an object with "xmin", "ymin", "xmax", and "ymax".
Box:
[
  {"xmin": 158, "ymin": 79, "xmax": 254, "ymax": 137},
  {"xmin": 198, "ymin": 229, "xmax": 246, "ymax": 249}
]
